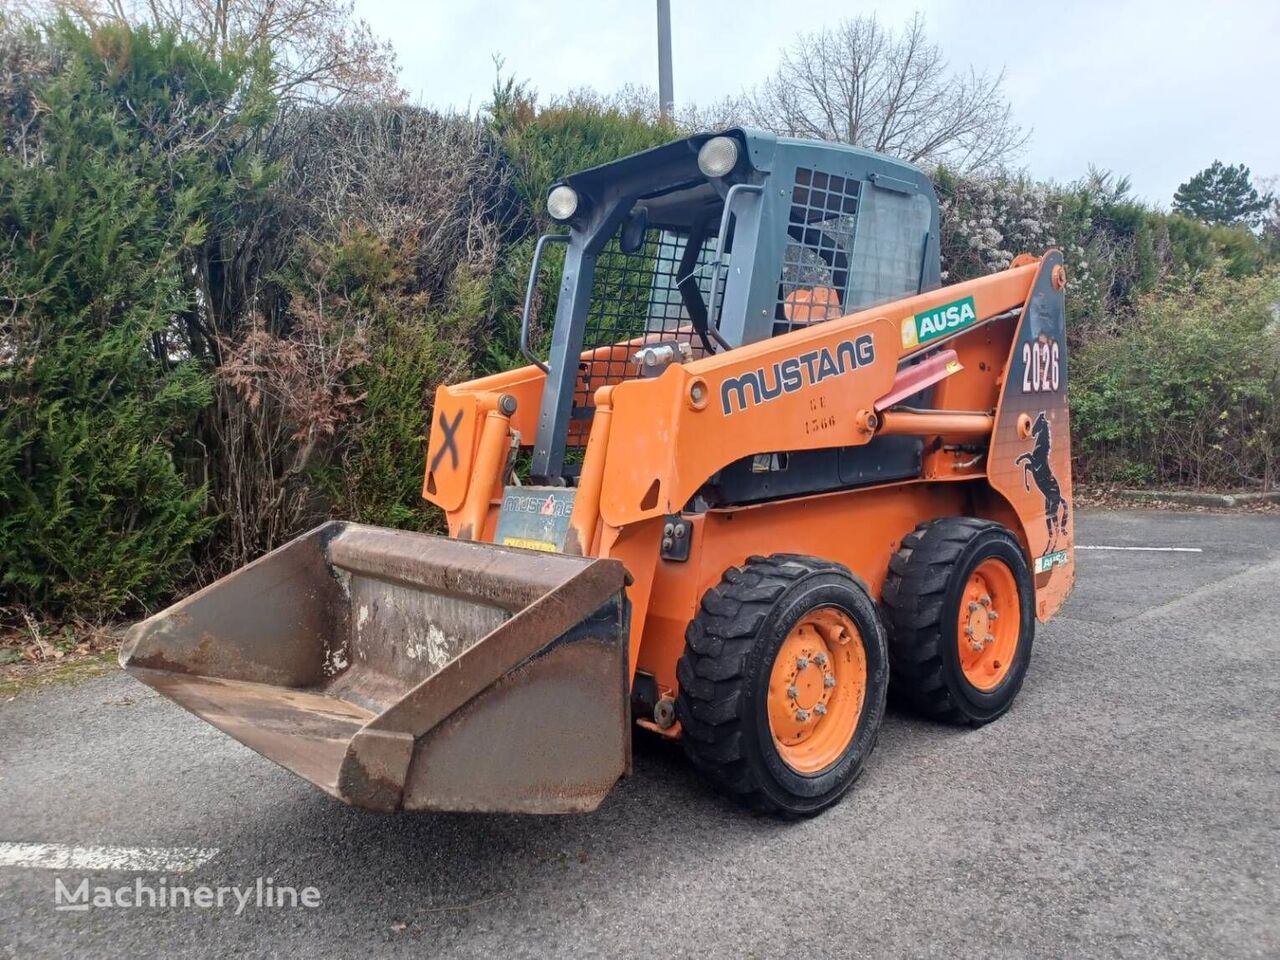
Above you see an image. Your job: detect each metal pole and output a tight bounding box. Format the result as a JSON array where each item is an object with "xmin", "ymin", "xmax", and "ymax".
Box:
[{"xmin": 656, "ymin": 0, "xmax": 674, "ymax": 121}]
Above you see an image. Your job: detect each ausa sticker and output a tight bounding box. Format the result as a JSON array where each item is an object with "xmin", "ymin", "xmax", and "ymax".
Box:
[
  {"xmin": 901, "ymin": 295, "xmax": 978, "ymax": 348},
  {"xmin": 1034, "ymin": 549, "xmax": 1070, "ymax": 574}
]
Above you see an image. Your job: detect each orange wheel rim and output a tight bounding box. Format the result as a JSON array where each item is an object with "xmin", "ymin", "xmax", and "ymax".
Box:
[
  {"xmin": 766, "ymin": 608, "xmax": 867, "ymax": 775},
  {"xmin": 957, "ymin": 558, "xmax": 1021, "ymax": 691}
]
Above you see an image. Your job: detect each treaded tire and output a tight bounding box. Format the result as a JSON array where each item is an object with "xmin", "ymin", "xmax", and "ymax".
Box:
[
  {"xmin": 675, "ymin": 554, "xmax": 888, "ymax": 817},
  {"xmin": 881, "ymin": 518, "xmax": 1034, "ymax": 726}
]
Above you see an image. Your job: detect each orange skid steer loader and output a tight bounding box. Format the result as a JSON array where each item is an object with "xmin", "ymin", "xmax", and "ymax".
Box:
[{"xmin": 122, "ymin": 130, "xmax": 1074, "ymax": 816}]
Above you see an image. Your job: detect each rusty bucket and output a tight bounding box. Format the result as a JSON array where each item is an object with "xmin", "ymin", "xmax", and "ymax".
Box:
[{"xmin": 120, "ymin": 523, "xmax": 630, "ymax": 813}]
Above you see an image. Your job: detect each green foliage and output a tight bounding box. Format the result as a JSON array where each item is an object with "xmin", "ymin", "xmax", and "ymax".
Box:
[
  {"xmin": 1172, "ymin": 161, "xmax": 1273, "ymax": 227},
  {"xmin": 1071, "ymin": 265, "xmax": 1280, "ymax": 489},
  {"xmin": 310, "ymin": 82, "xmax": 680, "ymax": 526},
  {"xmin": 3, "ymin": 18, "xmax": 1279, "ymax": 628},
  {"xmin": 488, "ymin": 74, "xmax": 678, "ymax": 219},
  {"xmin": 937, "ymin": 166, "xmax": 1272, "ymax": 342},
  {"xmin": 300, "ymin": 231, "xmax": 489, "ymax": 531},
  {"xmin": 483, "ymin": 233, "xmax": 554, "ymax": 373},
  {"xmin": 0, "ymin": 20, "xmax": 273, "ymax": 618}
]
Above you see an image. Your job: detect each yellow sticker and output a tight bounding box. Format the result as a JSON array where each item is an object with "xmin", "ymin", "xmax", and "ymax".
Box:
[
  {"xmin": 501, "ymin": 537, "xmax": 558, "ymax": 553},
  {"xmin": 900, "ymin": 316, "xmax": 919, "ymax": 349}
]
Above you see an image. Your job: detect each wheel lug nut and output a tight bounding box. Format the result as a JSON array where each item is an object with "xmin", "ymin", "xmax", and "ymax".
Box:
[
  {"xmin": 796, "ymin": 709, "xmax": 810, "ymax": 722},
  {"xmin": 823, "ymin": 674, "xmax": 836, "ymax": 689},
  {"xmin": 814, "ymin": 653, "xmax": 828, "ymax": 667},
  {"xmin": 980, "ymin": 594, "xmax": 992, "ymax": 607},
  {"xmin": 787, "ymin": 685, "xmax": 798, "ymax": 699},
  {"xmin": 813, "ymin": 704, "xmax": 827, "ymax": 716},
  {"xmin": 964, "ymin": 626, "xmax": 975, "ymax": 638},
  {"xmin": 988, "ymin": 610, "xmax": 999, "ymax": 621},
  {"xmin": 985, "ymin": 634, "xmax": 995, "ymax": 644},
  {"xmin": 795, "ymin": 657, "xmax": 809, "ymax": 669},
  {"xmin": 968, "ymin": 601, "xmax": 980, "ymax": 612},
  {"xmin": 970, "ymin": 641, "xmax": 984, "ymax": 652}
]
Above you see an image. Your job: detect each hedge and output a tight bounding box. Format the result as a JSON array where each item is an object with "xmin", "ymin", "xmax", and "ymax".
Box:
[{"xmin": 1, "ymin": 19, "xmax": 1274, "ymax": 622}]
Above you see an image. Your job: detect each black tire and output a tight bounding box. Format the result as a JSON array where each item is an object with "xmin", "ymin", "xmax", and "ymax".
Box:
[
  {"xmin": 675, "ymin": 554, "xmax": 889, "ymax": 817},
  {"xmin": 881, "ymin": 517, "xmax": 1035, "ymax": 726}
]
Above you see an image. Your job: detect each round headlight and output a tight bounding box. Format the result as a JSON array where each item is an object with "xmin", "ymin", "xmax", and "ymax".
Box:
[
  {"xmin": 546, "ymin": 184, "xmax": 579, "ymax": 221},
  {"xmin": 697, "ymin": 136, "xmax": 739, "ymax": 178}
]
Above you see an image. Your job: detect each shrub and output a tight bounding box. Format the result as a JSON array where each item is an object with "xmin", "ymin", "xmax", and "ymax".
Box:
[
  {"xmin": 264, "ymin": 230, "xmax": 491, "ymax": 533},
  {"xmin": 936, "ymin": 168, "xmax": 1272, "ymax": 345},
  {"xmin": 0, "ymin": 20, "xmax": 271, "ymax": 618},
  {"xmin": 2, "ymin": 16, "xmax": 1277, "ymax": 628},
  {"xmin": 196, "ymin": 105, "xmax": 517, "ymax": 569},
  {"xmin": 1071, "ymin": 265, "xmax": 1280, "ymax": 489},
  {"xmin": 489, "ymin": 78, "xmax": 678, "ymax": 219}
]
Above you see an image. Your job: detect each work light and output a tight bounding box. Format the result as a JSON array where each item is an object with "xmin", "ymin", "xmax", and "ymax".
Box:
[
  {"xmin": 697, "ymin": 136, "xmax": 739, "ymax": 178},
  {"xmin": 546, "ymin": 184, "xmax": 579, "ymax": 221}
]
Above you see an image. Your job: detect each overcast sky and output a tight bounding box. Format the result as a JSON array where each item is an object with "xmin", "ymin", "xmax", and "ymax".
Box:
[{"xmin": 356, "ymin": 0, "xmax": 1279, "ymax": 205}]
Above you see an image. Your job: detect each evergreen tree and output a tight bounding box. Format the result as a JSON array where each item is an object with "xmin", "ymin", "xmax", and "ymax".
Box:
[
  {"xmin": 1172, "ymin": 161, "xmax": 1273, "ymax": 227},
  {"xmin": 0, "ymin": 20, "xmax": 274, "ymax": 617}
]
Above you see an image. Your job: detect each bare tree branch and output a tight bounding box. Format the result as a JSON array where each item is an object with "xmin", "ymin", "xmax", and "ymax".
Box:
[
  {"xmin": 22, "ymin": 0, "xmax": 402, "ymax": 104},
  {"xmin": 744, "ymin": 13, "xmax": 1029, "ymax": 172}
]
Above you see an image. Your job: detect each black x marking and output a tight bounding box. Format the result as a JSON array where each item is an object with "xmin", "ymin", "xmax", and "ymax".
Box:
[{"xmin": 429, "ymin": 409, "xmax": 464, "ymax": 472}]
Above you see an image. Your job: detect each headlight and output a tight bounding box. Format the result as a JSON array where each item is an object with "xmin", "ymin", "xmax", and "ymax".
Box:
[
  {"xmin": 546, "ymin": 184, "xmax": 579, "ymax": 221},
  {"xmin": 697, "ymin": 136, "xmax": 739, "ymax": 178}
]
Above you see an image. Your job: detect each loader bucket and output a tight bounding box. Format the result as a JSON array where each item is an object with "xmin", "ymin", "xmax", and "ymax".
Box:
[{"xmin": 120, "ymin": 523, "xmax": 630, "ymax": 814}]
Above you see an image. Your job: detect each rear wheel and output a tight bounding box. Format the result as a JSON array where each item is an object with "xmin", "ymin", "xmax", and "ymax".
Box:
[
  {"xmin": 676, "ymin": 555, "xmax": 888, "ymax": 817},
  {"xmin": 881, "ymin": 518, "xmax": 1034, "ymax": 726}
]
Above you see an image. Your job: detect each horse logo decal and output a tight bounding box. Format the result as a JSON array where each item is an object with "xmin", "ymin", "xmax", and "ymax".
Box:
[{"xmin": 1016, "ymin": 411, "xmax": 1069, "ymax": 551}]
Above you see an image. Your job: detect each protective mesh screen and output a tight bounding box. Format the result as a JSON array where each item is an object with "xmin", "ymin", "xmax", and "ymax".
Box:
[
  {"xmin": 846, "ymin": 187, "xmax": 931, "ymax": 308},
  {"xmin": 570, "ymin": 230, "xmax": 722, "ymax": 437},
  {"xmin": 775, "ymin": 167, "xmax": 861, "ymax": 336}
]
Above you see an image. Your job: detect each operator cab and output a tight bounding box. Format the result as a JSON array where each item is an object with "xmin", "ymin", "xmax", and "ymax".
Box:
[{"xmin": 525, "ymin": 129, "xmax": 941, "ymax": 482}]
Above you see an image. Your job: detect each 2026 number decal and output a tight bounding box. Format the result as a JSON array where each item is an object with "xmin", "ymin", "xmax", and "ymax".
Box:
[{"xmin": 1022, "ymin": 338, "xmax": 1060, "ymax": 393}]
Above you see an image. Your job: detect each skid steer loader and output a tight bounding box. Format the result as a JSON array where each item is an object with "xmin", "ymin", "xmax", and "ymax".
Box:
[{"xmin": 122, "ymin": 129, "xmax": 1074, "ymax": 816}]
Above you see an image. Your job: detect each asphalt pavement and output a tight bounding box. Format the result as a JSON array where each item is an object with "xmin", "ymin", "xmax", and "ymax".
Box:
[{"xmin": 1, "ymin": 508, "xmax": 1277, "ymax": 959}]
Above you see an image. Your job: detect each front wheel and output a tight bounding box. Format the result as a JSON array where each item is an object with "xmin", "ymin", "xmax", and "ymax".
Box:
[{"xmin": 675, "ymin": 554, "xmax": 889, "ymax": 817}]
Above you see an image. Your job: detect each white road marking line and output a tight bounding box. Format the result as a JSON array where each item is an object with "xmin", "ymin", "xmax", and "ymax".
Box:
[
  {"xmin": 0, "ymin": 843, "xmax": 218, "ymax": 873},
  {"xmin": 1076, "ymin": 545, "xmax": 1203, "ymax": 553}
]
